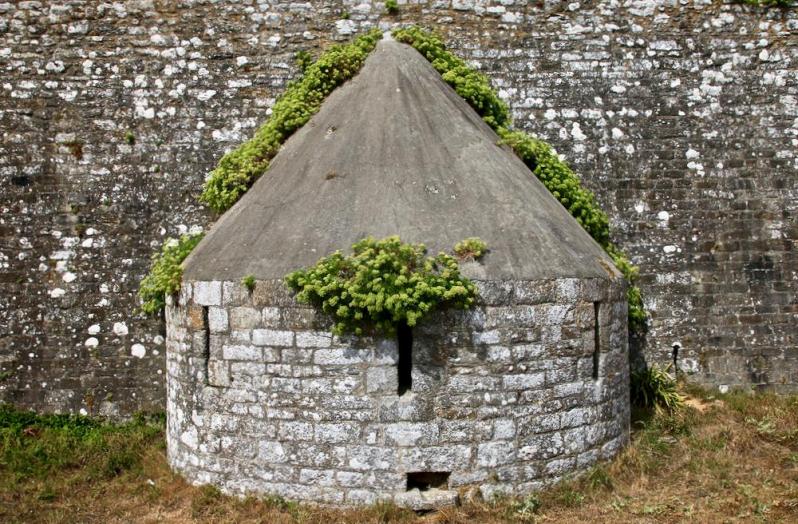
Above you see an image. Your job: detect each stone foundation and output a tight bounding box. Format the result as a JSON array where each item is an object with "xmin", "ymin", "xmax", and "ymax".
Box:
[{"xmin": 166, "ymin": 277, "xmax": 629, "ymax": 506}]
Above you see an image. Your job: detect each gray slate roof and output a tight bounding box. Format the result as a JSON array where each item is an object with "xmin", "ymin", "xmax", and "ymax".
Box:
[{"xmin": 184, "ymin": 38, "xmax": 619, "ymax": 282}]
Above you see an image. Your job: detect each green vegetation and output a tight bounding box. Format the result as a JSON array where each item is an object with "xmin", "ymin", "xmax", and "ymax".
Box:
[
  {"xmin": 138, "ymin": 233, "xmax": 204, "ymax": 315},
  {"xmin": 630, "ymin": 364, "xmax": 684, "ymax": 413},
  {"xmin": 393, "ymin": 26, "xmax": 647, "ymax": 333},
  {"xmin": 4, "ymin": 391, "xmax": 798, "ymax": 522},
  {"xmin": 123, "ymin": 130, "xmax": 135, "ymax": 145},
  {"xmin": 241, "ymin": 274, "xmax": 256, "ymax": 292},
  {"xmin": 740, "ymin": 0, "xmax": 793, "ymax": 7},
  {"xmin": 140, "ymin": 32, "xmax": 383, "ymax": 315},
  {"xmin": 199, "ymin": 29, "xmax": 382, "ymax": 214},
  {"xmin": 285, "ymin": 236, "xmax": 478, "ymax": 336},
  {"xmin": 294, "ymin": 50, "xmax": 313, "ymax": 73},
  {"xmin": 385, "ymin": 0, "xmax": 400, "ymax": 14},
  {"xmin": 453, "ymin": 237, "xmax": 488, "ymax": 260},
  {"xmin": 0, "ymin": 405, "xmax": 163, "ymax": 500}
]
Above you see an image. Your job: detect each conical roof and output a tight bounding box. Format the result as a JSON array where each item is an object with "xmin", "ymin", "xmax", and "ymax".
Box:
[{"xmin": 184, "ymin": 38, "xmax": 618, "ymax": 282}]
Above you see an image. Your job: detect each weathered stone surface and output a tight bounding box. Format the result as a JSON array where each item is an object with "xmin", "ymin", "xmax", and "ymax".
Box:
[
  {"xmin": 166, "ymin": 278, "xmax": 629, "ymax": 505},
  {"xmin": 394, "ymin": 488, "xmax": 459, "ymax": 511},
  {"xmin": 0, "ymin": 0, "xmax": 795, "ymax": 420}
]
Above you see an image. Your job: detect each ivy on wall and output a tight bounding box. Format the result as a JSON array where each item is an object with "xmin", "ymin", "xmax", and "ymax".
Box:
[{"xmin": 393, "ymin": 26, "xmax": 647, "ymax": 333}]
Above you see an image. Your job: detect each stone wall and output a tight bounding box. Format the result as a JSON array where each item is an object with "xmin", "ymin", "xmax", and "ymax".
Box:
[
  {"xmin": 1, "ymin": 0, "xmax": 797, "ymax": 416},
  {"xmin": 166, "ymin": 278, "xmax": 629, "ymax": 505}
]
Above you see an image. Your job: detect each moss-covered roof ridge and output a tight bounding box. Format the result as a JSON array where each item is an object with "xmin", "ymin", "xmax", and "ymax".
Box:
[{"xmin": 183, "ymin": 36, "xmax": 619, "ymax": 283}]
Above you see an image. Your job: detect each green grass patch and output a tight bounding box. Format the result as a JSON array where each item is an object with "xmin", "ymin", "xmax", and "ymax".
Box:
[{"xmin": 0, "ymin": 405, "xmax": 164, "ymax": 489}]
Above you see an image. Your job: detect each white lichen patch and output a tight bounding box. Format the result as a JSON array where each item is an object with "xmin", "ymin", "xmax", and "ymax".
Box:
[
  {"xmin": 113, "ymin": 322, "xmax": 129, "ymax": 336},
  {"xmin": 131, "ymin": 344, "xmax": 146, "ymax": 358}
]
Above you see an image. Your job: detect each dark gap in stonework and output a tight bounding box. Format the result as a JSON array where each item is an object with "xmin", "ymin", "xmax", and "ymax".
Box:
[
  {"xmin": 397, "ymin": 323, "xmax": 413, "ymax": 396},
  {"xmin": 202, "ymin": 306, "xmax": 210, "ymax": 384},
  {"xmin": 11, "ymin": 175, "xmax": 31, "ymax": 186},
  {"xmin": 593, "ymin": 302, "xmax": 600, "ymax": 381},
  {"xmin": 406, "ymin": 471, "xmax": 450, "ymax": 491}
]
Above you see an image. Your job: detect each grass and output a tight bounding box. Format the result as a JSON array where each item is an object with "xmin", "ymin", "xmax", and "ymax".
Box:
[{"xmin": 1, "ymin": 388, "xmax": 797, "ymax": 523}]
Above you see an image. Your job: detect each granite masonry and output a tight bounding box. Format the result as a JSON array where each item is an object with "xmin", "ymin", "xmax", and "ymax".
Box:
[
  {"xmin": 1, "ymin": 1, "xmax": 797, "ymax": 417},
  {"xmin": 166, "ymin": 278, "xmax": 629, "ymax": 506}
]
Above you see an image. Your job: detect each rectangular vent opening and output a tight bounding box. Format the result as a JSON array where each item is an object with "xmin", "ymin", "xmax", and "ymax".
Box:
[{"xmin": 406, "ymin": 471, "xmax": 450, "ymax": 491}]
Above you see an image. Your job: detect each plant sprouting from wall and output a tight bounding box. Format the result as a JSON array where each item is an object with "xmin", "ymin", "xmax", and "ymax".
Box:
[
  {"xmin": 285, "ymin": 236, "xmax": 479, "ymax": 336},
  {"xmin": 295, "ymin": 50, "xmax": 314, "ymax": 73},
  {"xmin": 738, "ymin": 0, "xmax": 793, "ymax": 8},
  {"xmin": 139, "ymin": 32, "xmax": 385, "ymax": 314},
  {"xmin": 199, "ymin": 29, "xmax": 383, "ymax": 214},
  {"xmin": 138, "ymin": 233, "xmax": 204, "ymax": 315},
  {"xmin": 241, "ymin": 274, "xmax": 256, "ymax": 293},
  {"xmin": 393, "ymin": 26, "xmax": 647, "ymax": 334},
  {"xmin": 385, "ymin": 0, "xmax": 400, "ymax": 14},
  {"xmin": 453, "ymin": 237, "xmax": 488, "ymax": 260}
]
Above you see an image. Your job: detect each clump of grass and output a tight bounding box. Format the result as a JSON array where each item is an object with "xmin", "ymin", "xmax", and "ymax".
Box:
[
  {"xmin": 630, "ymin": 363, "xmax": 684, "ymax": 413},
  {"xmin": 124, "ymin": 131, "xmax": 135, "ymax": 145},
  {"xmin": 295, "ymin": 50, "xmax": 313, "ymax": 73},
  {"xmin": 241, "ymin": 274, "xmax": 256, "ymax": 292},
  {"xmin": 385, "ymin": 0, "xmax": 400, "ymax": 14},
  {"xmin": 508, "ymin": 493, "xmax": 541, "ymax": 522},
  {"xmin": 453, "ymin": 237, "xmax": 488, "ymax": 260}
]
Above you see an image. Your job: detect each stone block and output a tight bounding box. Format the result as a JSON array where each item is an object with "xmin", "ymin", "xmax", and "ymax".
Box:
[
  {"xmin": 194, "ymin": 281, "xmax": 222, "ymax": 306},
  {"xmin": 366, "ymin": 366, "xmax": 398, "ymax": 393},
  {"xmin": 278, "ymin": 421, "xmax": 314, "ymax": 441},
  {"xmin": 395, "ymin": 488, "xmax": 459, "ymax": 511},
  {"xmin": 400, "ymin": 445, "xmax": 472, "ymax": 471},
  {"xmin": 258, "ymin": 441, "xmax": 288, "ymax": 464},
  {"xmin": 315, "ymin": 422, "xmax": 360, "ymax": 443},
  {"xmin": 313, "ymin": 347, "xmax": 367, "ymax": 365},
  {"xmin": 296, "ymin": 331, "xmax": 332, "ymax": 348},
  {"xmin": 384, "ymin": 422, "xmax": 439, "ymax": 446},
  {"xmin": 230, "ymin": 307, "xmax": 261, "ymax": 329},
  {"xmin": 207, "ymin": 307, "xmax": 228, "ymax": 333},
  {"xmin": 208, "ymin": 361, "xmax": 230, "ymax": 387},
  {"xmin": 223, "ymin": 281, "xmax": 250, "ymax": 306},
  {"xmin": 477, "ymin": 441, "xmax": 516, "ymax": 467},
  {"xmin": 252, "ymin": 329, "xmax": 294, "ymax": 347},
  {"xmin": 222, "ymin": 344, "xmax": 261, "ymax": 361},
  {"xmin": 502, "ymin": 373, "xmax": 545, "ymax": 390},
  {"xmin": 347, "ymin": 446, "xmax": 397, "ymax": 471},
  {"xmin": 299, "ymin": 468, "xmax": 336, "ymax": 486}
]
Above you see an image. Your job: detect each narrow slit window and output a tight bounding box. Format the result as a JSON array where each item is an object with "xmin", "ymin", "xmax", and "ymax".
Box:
[
  {"xmin": 202, "ymin": 306, "xmax": 210, "ymax": 384},
  {"xmin": 397, "ymin": 323, "xmax": 413, "ymax": 396},
  {"xmin": 592, "ymin": 302, "xmax": 600, "ymax": 380}
]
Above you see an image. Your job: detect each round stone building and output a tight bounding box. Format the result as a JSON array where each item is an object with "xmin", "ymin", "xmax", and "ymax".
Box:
[{"xmin": 166, "ymin": 37, "xmax": 630, "ymax": 508}]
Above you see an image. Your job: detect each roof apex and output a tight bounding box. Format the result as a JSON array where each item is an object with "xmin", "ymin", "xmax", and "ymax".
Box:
[{"xmin": 184, "ymin": 39, "xmax": 618, "ymax": 282}]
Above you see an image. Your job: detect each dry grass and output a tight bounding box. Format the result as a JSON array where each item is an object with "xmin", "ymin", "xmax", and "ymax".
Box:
[{"xmin": 1, "ymin": 387, "xmax": 797, "ymax": 523}]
